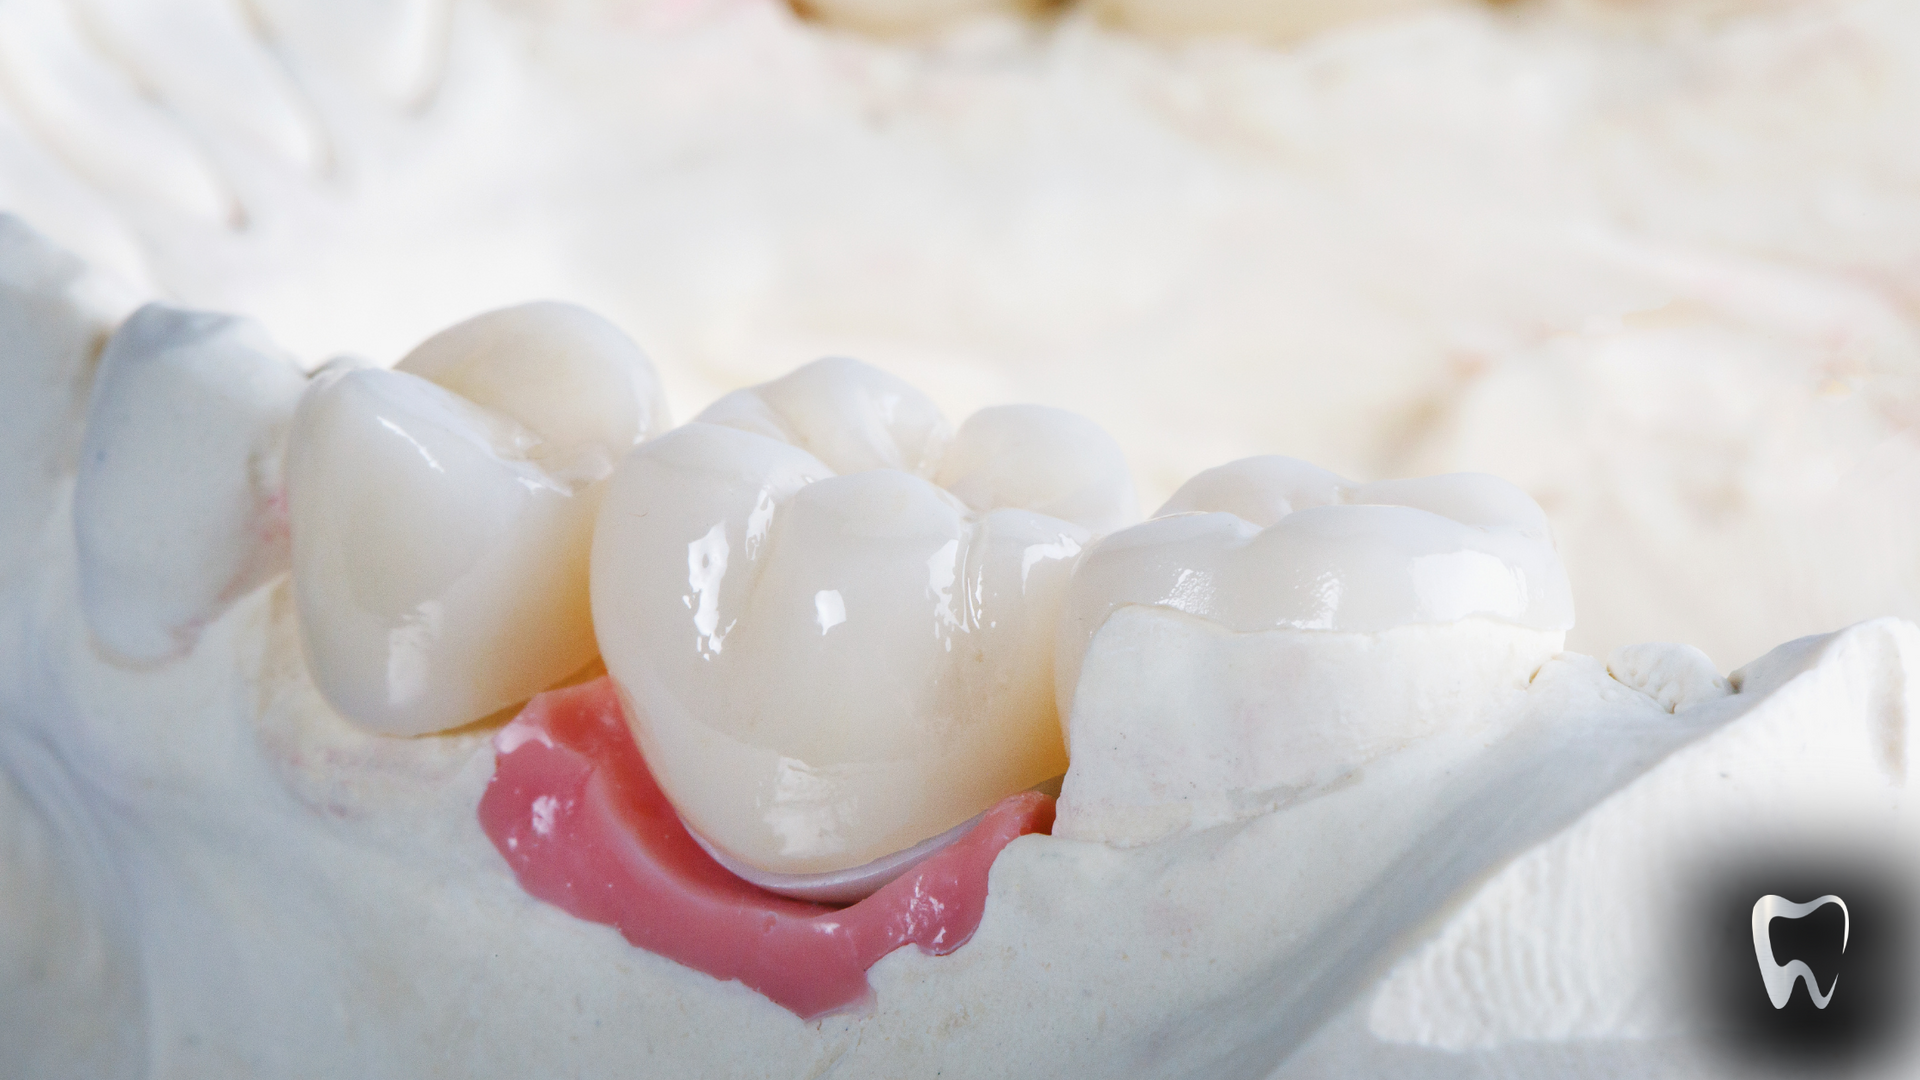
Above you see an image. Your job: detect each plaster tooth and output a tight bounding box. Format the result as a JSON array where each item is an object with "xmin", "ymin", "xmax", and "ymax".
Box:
[
  {"xmin": 1606, "ymin": 642, "xmax": 1731, "ymax": 713},
  {"xmin": 75, "ymin": 303, "xmax": 308, "ymax": 664},
  {"xmin": 0, "ymin": 215, "xmax": 122, "ymax": 571}
]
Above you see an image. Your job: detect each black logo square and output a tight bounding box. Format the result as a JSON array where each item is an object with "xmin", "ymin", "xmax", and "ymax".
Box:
[{"xmin": 1688, "ymin": 849, "xmax": 1914, "ymax": 1074}]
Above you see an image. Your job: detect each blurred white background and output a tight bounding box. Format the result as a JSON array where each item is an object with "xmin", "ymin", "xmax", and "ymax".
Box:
[{"xmin": 1, "ymin": 0, "xmax": 1915, "ymax": 667}]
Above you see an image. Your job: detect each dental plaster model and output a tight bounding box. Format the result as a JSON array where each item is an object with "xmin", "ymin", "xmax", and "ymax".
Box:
[
  {"xmin": 1, "ymin": 214, "xmax": 1913, "ymax": 1079},
  {"xmin": 288, "ymin": 301, "xmax": 667, "ymax": 735},
  {"xmin": 3, "ymin": 0, "xmax": 1919, "ymax": 1075}
]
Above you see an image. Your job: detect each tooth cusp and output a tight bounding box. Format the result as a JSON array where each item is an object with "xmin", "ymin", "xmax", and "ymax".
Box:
[
  {"xmin": 1153, "ymin": 455, "xmax": 1348, "ymax": 526},
  {"xmin": 694, "ymin": 357, "xmax": 949, "ymax": 477},
  {"xmin": 396, "ymin": 301, "xmax": 667, "ymax": 473},
  {"xmin": 74, "ymin": 302, "xmax": 307, "ymax": 663},
  {"xmin": 1058, "ymin": 457, "xmax": 1573, "ymax": 705},
  {"xmin": 933, "ymin": 404, "xmax": 1141, "ymax": 535},
  {"xmin": 1354, "ymin": 472, "xmax": 1555, "ymax": 539}
]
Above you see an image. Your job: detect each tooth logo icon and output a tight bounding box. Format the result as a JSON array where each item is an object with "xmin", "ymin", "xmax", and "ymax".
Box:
[{"xmin": 1752, "ymin": 894, "xmax": 1849, "ymax": 1010}]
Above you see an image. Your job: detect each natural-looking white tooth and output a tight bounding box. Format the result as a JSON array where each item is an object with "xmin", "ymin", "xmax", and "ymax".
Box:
[
  {"xmin": 74, "ymin": 304, "xmax": 307, "ymax": 663},
  {"xmin": 397, "ymin": 301, "xmax": 667, "ymax": 476},
  {"xmin": 289, "ymin": 303, "xmax": 665, "ymax": 736},
  {"xmin": 1057, "ymin": 460, "xmax": 1571, "ymax": 704},
  {"xmin": 932, "ymin": 404, "xmax": 1141, "ymax": 536},
  {"xmin": 695, "ymin": 355, "xmax": 949, "ymax": 477},
  {"xmin": 1054, "ymin": 456, "xmax": 1572, "ymax": 846},
  {"xmin": 593, "ymin": 358, "xmax": 1125, "ymax": 890},
  {"xmin": 1151, "ymin": 455, "xmax": 1347, "ymax": 527}
]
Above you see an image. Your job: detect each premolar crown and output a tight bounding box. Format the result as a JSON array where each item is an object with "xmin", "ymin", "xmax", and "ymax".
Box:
[
  {"xmin": 288, "ymin": 302, "xmax": 666, "ymax": 736},
  {"xmin": 592, "ymin": 357, "xmax": 1137, "ymax": 887}
]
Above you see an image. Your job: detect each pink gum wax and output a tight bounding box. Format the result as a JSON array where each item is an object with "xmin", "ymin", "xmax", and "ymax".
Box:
[{"xmin": 478, "ymin": 676, "xmax": 1056, "ymax": 1020}]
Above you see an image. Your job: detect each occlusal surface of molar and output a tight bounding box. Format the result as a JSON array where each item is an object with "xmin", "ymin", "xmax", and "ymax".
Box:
[
  {"xmin": 288, "ymin": 302, "xmax": 666, "ymax": 737},
  {"xmin": 74, "ymin": 303, "xmax": 308, "ymax": 664},
  {"xmin": 1055, "ymin": 455, "xmax": 1573, "ymax": 845},
  {"xmin": 592, "ymin": 357, "xmax": 1137, "ymax": 888}
]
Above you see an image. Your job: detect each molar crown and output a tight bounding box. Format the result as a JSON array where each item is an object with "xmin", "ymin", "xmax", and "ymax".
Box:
[
  {"xmin": 1058, "ymin": 456, "xmax": 1574, "ymax": 711},
  {"xmin": 74, "ymin": 303, "xmax": 308, "ymax": 663},
  {"xmin": 592, "ymin": 357, "xmax": 1136, "ymax": 886},
  {"xmin": 288, "ymin": 302, "xmax": 666, "ymax": 736},
  {"xmin": 1053, "ymin": 455, "xmax": 1573, "ymax": 846}
]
